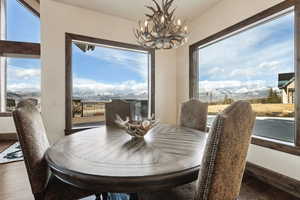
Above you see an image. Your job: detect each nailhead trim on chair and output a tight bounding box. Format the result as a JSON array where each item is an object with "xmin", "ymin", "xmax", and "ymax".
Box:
[{"xmin": 197, "ymin": 115, "xmax": 224, "ymax": 200}]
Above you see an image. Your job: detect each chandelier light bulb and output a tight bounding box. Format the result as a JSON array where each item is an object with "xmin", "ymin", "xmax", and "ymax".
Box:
[
  {"xmin": 145, "ymin": 20, "xmax": 148, "ymax": 27},
  {"xmin": 161, "ymin": 16, "xmax": 165, "ymax": 23},
  {"xmin": 177, "ymin": 19, "xmax": 181, "ymax": 26}
]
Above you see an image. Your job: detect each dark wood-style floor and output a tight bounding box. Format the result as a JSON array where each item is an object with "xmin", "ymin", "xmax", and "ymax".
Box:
[{"xmin": 0, "ymin": 140, "xmax": 298, "ymax": 200}]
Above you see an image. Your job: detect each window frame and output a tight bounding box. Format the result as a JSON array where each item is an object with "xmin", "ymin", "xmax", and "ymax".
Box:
[
  {"xmin": 17, "ymin": 0, "xmax": 40, "ymax": 18},
  {"xmin": 65, "ymin": 33, "xmax": 155, "ymax": 135},
  {"xmin": 189, "ymin": 0, "xmax": 300, "ymax": 155},
  {"xmin": 0, "ymin": 0, "xmax": 40, "ymax": 116}
]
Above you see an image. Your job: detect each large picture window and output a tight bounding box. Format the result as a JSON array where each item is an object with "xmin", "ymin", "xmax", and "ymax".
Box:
[
  {"xmin": 199, "ymin": 11, "xmax": 295, "ymax": 143},
  {"xmin": 0, "ymin": 0, "xmax": 40, "ymax": 113},
  {"xmin": 190, "ymin": 2, "xmax": 300, "ymax": 155},
  {"xmin": 71, "ymin": 42, "xmax": 151, "ymax": 128},
  {"xmin": 65, "ymin": 33, "xmax": 155, "ymax": 133}
]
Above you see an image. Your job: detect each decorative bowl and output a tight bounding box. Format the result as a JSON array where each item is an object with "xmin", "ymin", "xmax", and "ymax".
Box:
[{"xmin": 114, "ymin": 114, "xmax": 159, "ymax": 138}]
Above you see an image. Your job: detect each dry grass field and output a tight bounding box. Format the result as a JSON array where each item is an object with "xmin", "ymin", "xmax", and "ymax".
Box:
[
  {"xmin": 72, "ymin": 102, "xmax": 106, "ymax": 126},
  {"xmin": 72, "ymin": 114, "xmax": 105, "ymax": 125},
  {"xmin": 72, "ymin": 103, "xmax": 294, "ymax": 126},
  {"xmin": 208, "ymin": 103, "xmax": 294, "ymax": 117}
]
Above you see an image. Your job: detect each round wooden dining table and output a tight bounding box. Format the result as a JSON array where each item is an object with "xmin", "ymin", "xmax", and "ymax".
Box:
[{"xmin": 45, "ymin": 124, "xmax": 208, "ymax": 193}]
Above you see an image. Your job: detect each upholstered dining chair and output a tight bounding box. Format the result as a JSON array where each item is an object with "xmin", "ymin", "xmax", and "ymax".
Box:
[
  {"xmin": 105, "ymin": 99, "xmax": 134, "ymax": 126},
  {"xmin": 139, "ymin": 100, "xmax": 256, "ymax": 200},
  {"xmin": 13, "ymin": 100, "xmax": 97, "ymax": 200},
  {"xmin": 179, "ymin": 99, "xmax": 208, "ymax": 132}
]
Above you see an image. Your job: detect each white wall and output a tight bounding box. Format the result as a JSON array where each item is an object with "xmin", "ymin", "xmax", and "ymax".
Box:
[
  {"xmin": 41, "ymin": 0, "xmax": 177, "ymax": 143},
  {"xmin": 155, "ymin": 49, "xmax": 177, "ymax": 123},
  {"xmin": 176, "ymin": 0, "xmax": 300, "ymax": 180},
  {"xmin": 0, "ymin": 117, "xmax": 15, "ymax": 133}
]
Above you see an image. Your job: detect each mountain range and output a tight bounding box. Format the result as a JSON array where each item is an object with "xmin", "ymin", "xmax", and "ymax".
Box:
[{"xmin": 199, "ymin": 88, "xmax": 280, "ymax": 103}]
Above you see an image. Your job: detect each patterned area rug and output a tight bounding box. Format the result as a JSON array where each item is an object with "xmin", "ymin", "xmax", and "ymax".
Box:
[{"xmin": 0, "ymin": 142, "xmax": 23, "ymax": 164}]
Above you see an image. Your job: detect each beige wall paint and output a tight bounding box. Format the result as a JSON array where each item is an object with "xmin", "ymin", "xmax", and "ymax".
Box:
[
  {"xmin": 41, "ymin": 0, "xmax": 177, "ymax": 143},
  {"xmin": 176, "ymin": 0, "xmax": 300, "ymax": 180},
  {"xmin": 0, "ymin": 117, "xmax": 15, "ymax": 133},
  {"xmin": 155, "ymin": 49, "xmax": 177, "ymax": 123}
]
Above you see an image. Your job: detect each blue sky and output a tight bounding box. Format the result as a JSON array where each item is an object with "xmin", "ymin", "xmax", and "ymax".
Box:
[
  {"xmin": 7, "ymin": 0, "xmax": 40, "ymax": 42},
  {"xmin": 199, "ymin": 11, "xmax": 294, "ymax": 95}
]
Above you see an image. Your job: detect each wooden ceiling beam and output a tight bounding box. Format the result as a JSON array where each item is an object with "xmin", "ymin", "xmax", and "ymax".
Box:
[
  {"xmin": 18, "ymin": 0, "xmax": 40, "ymax": 17},
  {"xmin": 0, "ymin": 40, "xmax": 40, "ymax": 58}
]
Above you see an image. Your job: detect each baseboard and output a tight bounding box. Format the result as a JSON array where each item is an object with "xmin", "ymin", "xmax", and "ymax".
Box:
[
  {"xmin": 245, "ymin": 162, "xmax": 300, "ymax": 198},
  {"xmin": 0, "ymin": 133, "xmax": 17, "ymax": 141}
]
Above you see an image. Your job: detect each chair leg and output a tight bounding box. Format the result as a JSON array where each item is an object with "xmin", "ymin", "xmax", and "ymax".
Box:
[
  {"xmin": 102, "ymin": 192, "xmax": 108, "ymax": 200},
  {"xmin": 129, "ymin": 193, "xmax": 138, "ymax": 200},
  {"xmin": 95, "ymin": 193, "xmax": 101, "ymax": 200}
]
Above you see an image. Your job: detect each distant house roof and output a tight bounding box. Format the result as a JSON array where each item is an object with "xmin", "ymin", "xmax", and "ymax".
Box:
[
  {"xmin": 278, "ymin": 73, "xmax": 294, "ymax": 89},
  {"xmin": 7, "ymin": 92, "xmax": 22, "ymax": 100}
]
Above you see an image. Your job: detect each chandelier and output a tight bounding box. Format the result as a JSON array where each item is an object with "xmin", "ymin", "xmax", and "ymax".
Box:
[{"xmin": 134, "ymin": 0, "xmax": 189, "ymax": 50}]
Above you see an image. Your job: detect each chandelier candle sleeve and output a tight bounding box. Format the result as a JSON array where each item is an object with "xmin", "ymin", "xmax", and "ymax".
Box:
[
  {"xmin": 177, "ymin": 19, "xmax": 181, "ymax": 26},
  {"xmin": 134, "ymin": 0, "xmax": 189, "ymax": 49}
]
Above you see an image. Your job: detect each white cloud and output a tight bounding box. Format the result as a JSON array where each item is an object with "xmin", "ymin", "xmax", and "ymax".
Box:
[
  {"xmin": 6, "ymin": 65, "xmax": 41, "ymax": 93},
  {"xmin": 229, "ymin": 68, "xmax": 257, "ymax": 77},
  {"xmin": 73, "ymin": 77, "xmax": 148, "ymax": 97},
  {"xmin": 258, "ymin": 61, "xmax": 280, "ymax": 71},
  {"xmin": 8, "ymin": 83, "xmax": 40, "ymax": 92},
  {"xmin": 207, "ymin": 67, "xmax": 225, "ymax": 76},
  {"xmin": 7, "ymin": 66, "xmax": 40, "ymax": 80},
  {"xmin": 199, "ymin": 80, "xmax": 268, "ymax": 93},
  {"xmin": 6, "ymin": 62, "xmax": 148, "ymax": 98},
  {"xmin": 226, "ymin": 60, "xmax": 282, "ymax": 78}
]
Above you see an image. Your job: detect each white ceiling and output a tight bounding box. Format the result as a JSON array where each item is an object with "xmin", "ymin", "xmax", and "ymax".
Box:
[{"xmin": 52, "ymin": 0, "xmax": 222, "ymax": 22}]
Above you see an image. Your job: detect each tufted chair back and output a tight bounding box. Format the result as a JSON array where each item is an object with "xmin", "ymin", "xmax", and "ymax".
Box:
[
  {"xmin": 179, "ymin": 99, "xmax": 208, "ymax": 132},
  {"xmin": 13, "ymin": 100, "xmax": 50, "ymax": 197},
  {"xmin": 196, "ymin": 101, "xmax": 255, "ymax": 200}
]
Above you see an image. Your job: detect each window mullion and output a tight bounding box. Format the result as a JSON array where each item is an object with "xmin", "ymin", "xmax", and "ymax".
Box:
[
  {"xmin": 0, "ymin": 57, "xmax": 6, "ymax": 112},
  {"xmin": 0, "ymin": 0, "xmax": 6, "ymax": 112},
  {"xmin": 295, "ymin": 0, "xmax": 300, "ymax": 146},
  {"xmin": 0, "ymin": 0, "xmax": 5, "ymax": 40},
  {"xmin": 189, "ymin": 46, "xmax": 199, "ymax": 99}
]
